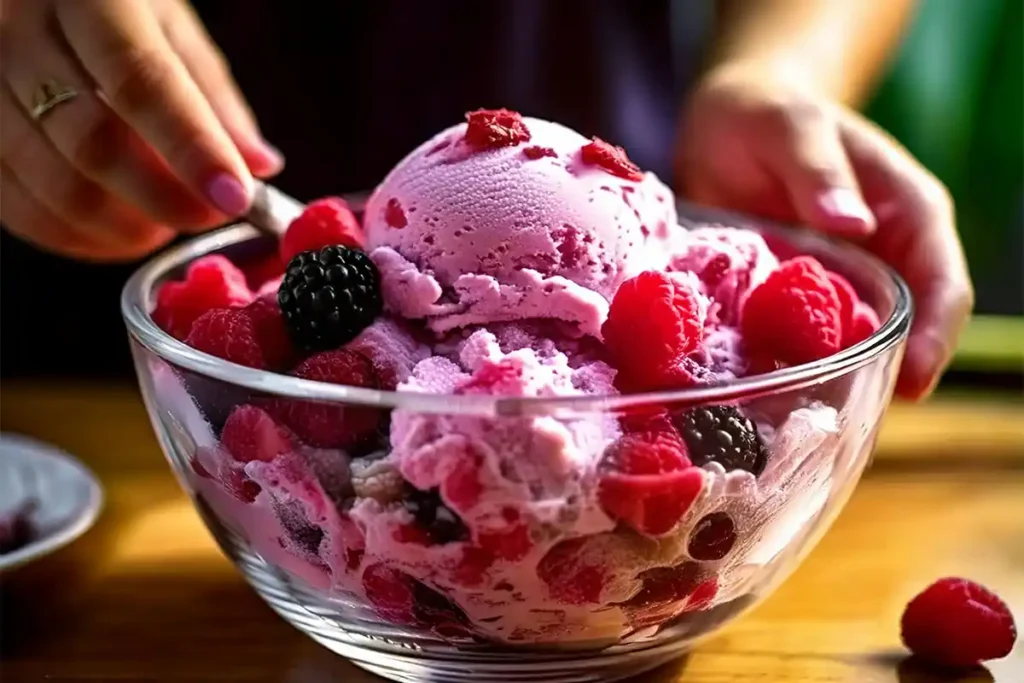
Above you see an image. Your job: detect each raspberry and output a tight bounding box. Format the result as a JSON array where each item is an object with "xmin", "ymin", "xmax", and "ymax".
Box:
[
  {"xmin": 464, "ymin": 109, "xmax": 531, "ymax": 149},
  {"xmin": 741, "ymin": 256, "xmax": 843, "ymax": 365},
  {"xmin": 538, "ymin": 537, "xmax": 608, "ymax": 605},
  {"xmin": 153, "ymin": 255, "xmax": 254, "ymax": 340},
  {"xmin": 523, "ymin": 146, "xmax": 557, "ymax": 160},
  {"xmin": 687, "ymin": 512, "xmax": 737, "ymax": 561},
  {"xmin": 580, "ymin": 137, "xmax": 643, "ymax": 181},
  {"xmin": 221, "ymin": 405, "xmax": 296, "ymax": 464},
  {"xmin": 278, "ymin": 246, "xmax": 384, "ymax": 352},
  {"xmin": 280, "ymin": 197, "xmax": 363, "ymax": 264},
  {"xmin": 827, "ymin": 271, "xmax": 858, "ymax": 336},
  {"xmin": 185, "ymin": 308, "xmax": 266, "ymax": 369},
  {"xmin": 242, "ymin": 253, "xmax": 285, "ymax": 292},
  {"xmin": 242, "ymin": 294, "xmax": 297, "ymax": 371},
  {"xmin": 270, "ymin": 350, "xmax": 381, "ymax": 448},
  {"xmin": 603, "ymin": 272, "xmax": 704, "ymax": 388},
  {"xmin": 846, "ymin": 302, "xmax": 881, "ymax": 347},
  {"xmin": 597, "ymin": 430, "xmax": 704, "ymax": 536},
  {"xmin": 362, "ymin": 564, "xmax": 418, "ymax": 625},
  {"xmin": 384, "ymin": 198, "xmax": 408, "ymax": 229},
  {"xmin": 901, "ymin": 578, "xmax": 1017, "ymax": 668},
  {"xmin": 674, "ymin": 405, "xmax": 768, "ymax": 475}
]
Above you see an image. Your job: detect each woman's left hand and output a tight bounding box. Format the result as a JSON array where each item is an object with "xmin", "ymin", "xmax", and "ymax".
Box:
[{"xmin": 675, "ymin": 62, "xmax": 974, "ymax": 400}]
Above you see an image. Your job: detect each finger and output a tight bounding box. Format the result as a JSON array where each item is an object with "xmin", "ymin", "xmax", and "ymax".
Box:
[
  {"xmin": 1, "ymin": 20, "xmax": 220, "ymax": 229},
  {"xmin": 754, "ymin": 102, "xmax": 876, "ymax": 236},
  {"xmin": 1, "ymin": 164, "xmax": 171, "ymax": 261},
  {"xmin": 156, "ymin": 0, "xmax": 283, "ymax": 178},
  {"xmin": 0, "ymin": 82, "xmax": 176, "ymax": 254},
  {"xmin": 56, "ymin": 0, "xmax": 254, "ymax": 216},
  {"xmin": 839, "ymin": 113, "xmax": 974, "ymax": 399}
]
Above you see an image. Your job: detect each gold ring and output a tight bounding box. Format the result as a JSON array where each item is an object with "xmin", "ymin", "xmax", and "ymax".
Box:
[{"xmin": 30, "ymin": 80, "xmax": 79, "ymax": 121}]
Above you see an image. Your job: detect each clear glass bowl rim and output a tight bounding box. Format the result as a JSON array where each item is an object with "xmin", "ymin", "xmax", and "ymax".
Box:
[{"xmin": 121, "ymin": 198, "xmax": 912, "ymax": 416}]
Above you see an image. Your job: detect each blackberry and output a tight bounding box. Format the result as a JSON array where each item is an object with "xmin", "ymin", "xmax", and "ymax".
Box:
[
  {"xmin": 402, "ymin": 485, "xmax": 468, "ymax": 544},
  {"xmin": 278, "ymin": 246, "xmax": 383, "ymax": 352},
  {"xmin": 674, "ymin": 405, "xmax": 768, "ymax": 476}
]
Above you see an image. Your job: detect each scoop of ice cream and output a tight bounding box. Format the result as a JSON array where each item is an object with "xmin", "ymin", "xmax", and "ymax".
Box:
[
  {"xmin": 669, "ymin": 227, "xmax": 778, "ymax": 325},
  {"xmin": 364, "ymin": 115, "xmax": 679, "ymax": 336}
]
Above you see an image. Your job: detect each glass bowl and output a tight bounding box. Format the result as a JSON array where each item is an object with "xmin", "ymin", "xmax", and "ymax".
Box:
[{"xmin": 121, "ymin": 201, "xmax": 910, "ymax": 683}]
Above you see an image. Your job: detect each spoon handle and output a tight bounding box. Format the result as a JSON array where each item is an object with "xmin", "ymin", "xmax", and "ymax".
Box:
[{"xmin": 246, "ymin": 181, "xmax": 305, "ymax": 237}]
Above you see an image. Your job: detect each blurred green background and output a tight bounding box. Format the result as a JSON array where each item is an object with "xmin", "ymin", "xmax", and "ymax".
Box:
[{"xmin": 867, "ymin": 0, "xmax": 1023, "ymax": 374}]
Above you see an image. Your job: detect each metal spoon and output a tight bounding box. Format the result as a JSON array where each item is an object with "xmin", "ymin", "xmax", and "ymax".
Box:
[{"xmin": 245, "ymin": 181, "xmax": 306, "ymax": 238}]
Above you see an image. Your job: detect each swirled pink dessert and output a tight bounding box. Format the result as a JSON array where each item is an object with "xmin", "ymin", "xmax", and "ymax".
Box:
[{"xmin": 152, "ymin": 109, "xmax": 881, "ymax": 645}]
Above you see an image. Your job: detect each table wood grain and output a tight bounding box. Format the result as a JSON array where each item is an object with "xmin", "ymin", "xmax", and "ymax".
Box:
[{"xmin": 1, "ymin": 383, "xmax": 1022, "ymax": 683}]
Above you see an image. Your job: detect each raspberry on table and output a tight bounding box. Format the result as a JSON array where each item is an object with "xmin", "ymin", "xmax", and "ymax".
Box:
[
  {"xmin": 740, "ymin": 256, "xmax": 843, "ymax": 365},
  {"xmin": 269, "ymin": 349, "xmax": 381, "ymax": 449},
  {"xmin": 598, "ymin": 430, "xmax": 704, "ymax": 536},
  {"xmin": 220, "ymin": 405, "xmax": 297, "ymax": 464},
  {"xmin": 278, "ymin": 245, "xmax": 383, "ymax": 352},
  {"xmin": 463, "ymin": 108, "xmax": 532, "ymax": 149},
  {"xmin": 186, "ymin": 308, "xmax": 267, "ymax": 369},
  {"xmin": 153, "ymin": 255, "xmax": 254, "ymax": 340},
  {"xmin": 580, "ymin": 137, "xmax": 644, "ymax": 181},
  {"xmin": 901, "ymin": 577, "xmax": 1017, "ymax": 669},
  {"xmin": 674, "ymin": 405, "xmax": 768, "ymax": 476},
  {"xmin": 602, "ymin": 271, "xmax": 704, "ymax": 390},
  {"xmin": 280, "ymin": 197, "xmax": 363, "ymax": 264}
]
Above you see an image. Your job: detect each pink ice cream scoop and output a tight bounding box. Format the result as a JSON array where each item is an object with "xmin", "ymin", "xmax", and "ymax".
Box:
[{"xmin": 363, "ymin": 114, "xmax": 679, "ymax": 337}]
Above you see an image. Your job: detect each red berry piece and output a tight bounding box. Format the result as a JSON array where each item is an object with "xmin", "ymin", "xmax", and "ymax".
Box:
[
  {"xmin": 846, "ymin": 301, "xmax": 881, "ymax": 347},
  {"xmin": 221, "ymin": 405, "xmax": 297, "ymax": 464},
  {"xmin": 477, "ymin": 508, "xmax": 533, "ymax": 562},
  {"xmin": 153, "ymin": 255, "xmax": 254, "ymax": 340},
  {"xmin": 362, "ymin": 563, "xmax": 418, "ymax": 625},
  {"xmin": 538, "ymin": 537, "xmax": 608, "ymax": 605},
  {"xmin": 827, "ymin": 271, "xmax": 858, "ymax": 335},
  {"xmin": 603, "ymin": 272, "xmax": 704, "ymax": 389},
  {"xmin": 463, "ymin": 108, "xmax": 532, "ymax": 149},
  {"xmin": 597, "ymin": 430, "xmax": 703, "ymax": 536},
  {"xmin": 242, "ymin": 294, "xmax": 297, "ymax": 371},
  {"xmin": 901, "ymin": 578, "xmax": 1017, "ymax": 669},
  {"xmin": 271, "ymin": 350, "xmax": 381, "ymax": 448},
  {"xmin": 687, "ymin": 512, "xmax": 737, "ymax": 561},
  {"xmin": 280, "ymin": 197, "xmax": 363, "ymax": 264},
  {"xmin": 384, "ymin": 198, "xmax": 408, "ymax": 229},
  {"xmin": 523, "ymin": 145, "xmax": 557, "ymax": 160},
  {"xmin": 580, "ymin": 137, "xmax": 643, "ymax": 181},
  {"xmin": 186, "ymin": 308, "xmax": 266, "ymax": 369},
  {"xmin": 623, "ymin": 562, "xmax": 700, "ymax": 609},
  {"xmin": 686, "ymin": 578, "xmax": 719, "ymax": 611},
  {"xmin": 741, "ymin": 256, "xmax": 842, "ymax": 365}
]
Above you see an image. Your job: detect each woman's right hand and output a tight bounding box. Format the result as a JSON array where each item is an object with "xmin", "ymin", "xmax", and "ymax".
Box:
[{"xmin": 0, "ymin": 0, "xmax": 283, "ymax": 261}]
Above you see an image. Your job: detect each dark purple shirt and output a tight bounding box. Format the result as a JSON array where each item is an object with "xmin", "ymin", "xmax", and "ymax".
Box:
[{"xmin": 1, "ymin": 0, "xmax": 713, "ymax": 377}]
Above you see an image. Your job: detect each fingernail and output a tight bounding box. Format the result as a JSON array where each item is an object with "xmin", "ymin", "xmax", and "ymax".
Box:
[
  {"xmin": 204, "ymin": 173, "xmax": 251, "ymax": 215},
  {"xmin": 818, "ymin": 188, "xmax": 874, "ymax": 229},
  {"xmin": 253, "ymin": 140, "xmax": 285, "ymax": 171}
]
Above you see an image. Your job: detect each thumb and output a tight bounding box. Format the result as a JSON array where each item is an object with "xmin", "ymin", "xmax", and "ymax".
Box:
[{"xmin": 757, "ymin": 106, "xmax": 876, "ymax": 237}]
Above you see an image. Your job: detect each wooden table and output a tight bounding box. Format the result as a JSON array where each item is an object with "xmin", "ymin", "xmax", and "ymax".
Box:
[{"xmin": 1, "ymin": 383, "xmax": 1022, "ymax": 683}]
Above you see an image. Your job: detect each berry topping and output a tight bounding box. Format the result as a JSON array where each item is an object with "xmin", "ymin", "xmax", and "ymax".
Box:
[
  {"xmin": 846, "ymin": 301, "xmax": 881, "ymax": 347},
  {"xmin": 674, "ymin": 405, "xmax": 768, "ymax": 475},
  {"xmin": 688, "ymin": 512, "xmax": 737, "ymax": 561},
  {"xmin": 401, "ymin": 485, "xmax": 468, "ymax": 545},
  {"xmin": 538, "ymin": 537, "xmax": 608, "ymax": 605},
  {"xmin": 186, "ymin": 308, "xmax": 267, "ymax": 369},
  {"xmin": 603, "ymin": 272, "xmax": 704, "ymax": 390},
  {"xmin": 580, "ymin": 137, "xmax": 643, "ymax": 181},
  {"xmin": 901, "ymin": 578, "xmax": 1017, "ymax": 669},
  {"xmin": 598, "ymin": 430, "xmax": 703, "ymax": 536},
  {"xmin": 622, "ymin": 562, "xmax": 701, "ymax": 610},
  {"xmin": 384, "ymin": 198, "xmax": 408, "ymax": 229},
  {"xmin": 242, "ymin": 294, "xmax": 297, "ymax": 371},
  {"xmin": 270, "ymin": 350, "xmax": 381, "ymax": 448},
  {"xmin": 523, "ymin": 145, "xmax": 557, "ymax": 160},
  {"xmin": 278, "ymin": 245, "xmax": 383, "ymax": 352},
  {"xmin": 280, "ymin": 197, "xmax": 363, "ymax": 264},
  {"xmin": 741, "ymin": 256, "xmax": 842, "ymax": 365},
  {"xmin": 153, "ymin": 255, "xmax": 254, "ymax": 340},
  {"xmin": 221, "ymin": 405, "xmax": 296, "ymax": 464},
  {"xmin": 464, "ymin": 109, "xmax": 531, "ymax": 149},
  {"xmin": 362, "ymin": 564, "xmax": 419, "ymax": 625},
  {"xmin": 477, "ymin": 512, "xmax": 533, "ymax": 562},
  {"xmin": 827, "ymin": 271, "xmax": 858, "ymax": 334}
]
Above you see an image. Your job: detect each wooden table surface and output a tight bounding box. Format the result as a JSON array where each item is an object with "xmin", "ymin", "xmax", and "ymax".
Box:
[{"xmin": 1, "ymin": 382, "xmax": 1022, "ymax": 683}]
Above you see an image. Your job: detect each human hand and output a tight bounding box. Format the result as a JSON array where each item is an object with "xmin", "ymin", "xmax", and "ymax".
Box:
[
  {"xmin": 675, "ymin": 62, "xmax": 974, "ymax": 400},
  {"xmin": 0, "ymin": 0, "xmax": 282, "ymax": 261}
]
